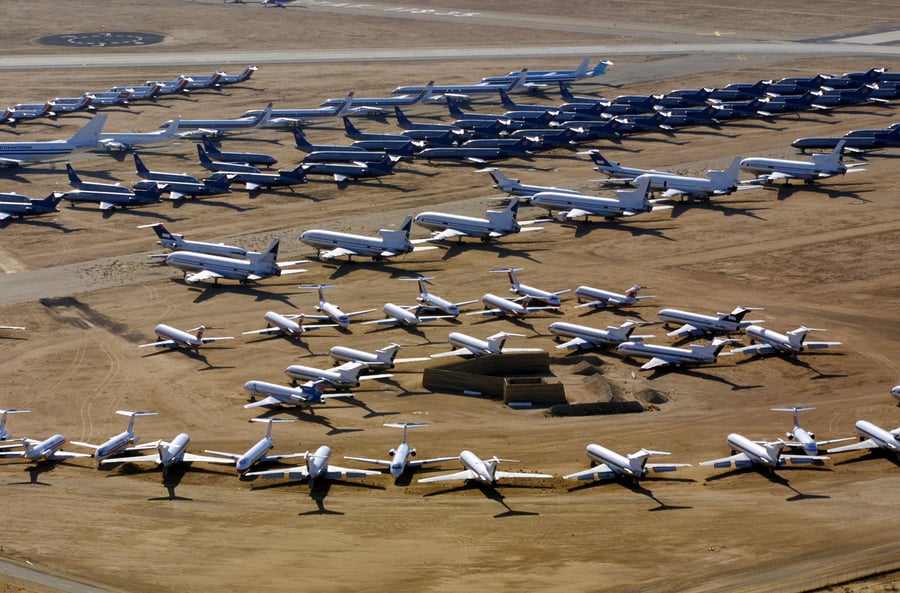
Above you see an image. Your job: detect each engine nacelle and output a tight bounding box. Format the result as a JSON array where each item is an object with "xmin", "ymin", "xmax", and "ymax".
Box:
[
  {"xmin": 555, "ymin": 211, "xmax": 571, "ymax": 222},
  {"xmin": 410, "ymin": 448, "xmax": 417, "ymax": 457},
  {"xmin": 388, "ymin": 448, "xmax": 395, "ymax": 456},
  {"xmin": 785, "ymin": 433, "xmax": 794, "ymax": 440},
  {"xmin": 808, "ymin": 432, "xmax": 815, "ymax": 440}
]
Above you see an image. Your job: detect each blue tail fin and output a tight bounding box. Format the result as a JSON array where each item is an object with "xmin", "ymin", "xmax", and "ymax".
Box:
[
  {"xmin": 446, "ymin": 97, "xmax": 466, "ymax": 118},
  {"xmin": 394, "ymin": 106, "xmax": 413, "ymax": 128},
  {"xmin": 65, "ymin": 163, "xmax": 81, "ymax": 186},
  {"xmin": 133, "ymin": 153, "xmax": 150, "ymax": 176}
]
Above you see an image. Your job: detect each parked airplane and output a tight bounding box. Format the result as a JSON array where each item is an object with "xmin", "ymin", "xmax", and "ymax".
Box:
[
  {"xmin": 632, "ymin": 156, "xmax": 744, "ymax": 200},
  {"xmin": 97, "ymin": 117, "xmax": 181, "ymax": 152},
  {"xmin": 243, "ymin": 379, "xmax": 353, "ymax": 410},
  {"xmin": 46, "ymin": 95, "xmax": 95, "ymax": 115},
  {"xmin": 203, "ymin": 418, "xmax": 303, "ymax": 474},
  {"xmin": 730, "ymin": 325, "xmax": 841, "ymax": 357},
  {"xmin": 362, "ymin": 303, "xmax": 455, "ymax": 329},
  {"xmin": 467, "ymin": 293, "xmax": 560, "ymax": 318},
  {"xmin": 391, "ymin": 69, "xmax": 528, "ymax": 100},
  {"xmin": 240, "ymin": 93, "xmax": 353, "ymax": 125},
  {"xmin": 196, "ymin": 145, "xmax": 260, "ymax": 174},
  {"xmin": 481, "ymin": 167, "xmax": 582, "ymax": 198},
  {"xmin": 573, "ymin": 284, "xmax": 655, "ymax": 310},
  {"xmin": 135, "ymin": 176, "xmax": 232, "ymax": 202},
  {"xmin": 66, "ymin": 163, "xmax": 131, "ymax": 194},
  {"xmin": 394, "ymin": 106, "xmax": 467, "ymax": 135},
  {"xmin": 299, "ymin": 283, "xmax": 376, "ymax": 328},
  {"xmin": 141, "ymin": 223, "xmax": 248, "ymax": 258},
  {"xmin": 245, "ymin": 444, "xmax": 381, "ymax": 484},
  {"xmin": 0, "ymin": 434, "xmax": 91, "ymax": 462},
  {"xmin": 791, "ymin": 128, "xmax": 900, "ymax": 153},
  {"xmin": 530, "ymin": 177, "xmax": 666, "ymax": 221},
  {"xmin": 208, "ymin": 66, "xmax": 257, "ymax": 85},
  {"xmin": 414, "ymin": 199, "xmax": 544, "ymax": 242},
  {"xmin": 100, "ymin": 432, "xmax": 233, "ymax": 474},
  {"xmin": 616, "ymin": 337, "xmax": 737, "ymax": 371},
  {"xmin": 6, "ymin": 101, "xmax": 54, "ymax": 123},
  {"xmin": 549, "ymin": 320, "xmax": 654, "ymax": 351},
  {"xmin": 138, "ymin": 323, "xmax": 234, "ymax": 350},
  {"xmin": 242, "ymin": 311, "xmax": 336, "ymax": 339},
  {"xmin": 300, "ymin": 215, "xmax": 436, "ymax": 262},
  {"xmin": 344, "ymin": 423, "xmax": 457, "ymax": 479},
  {"xmin": 827, "ymin": 420, "xmax": 900, "ymax": 457},
  {"xmin": 893, "ymin": 385, "xmax": 900, "ymax": 403},
  {"xmin": 771, "ymin": 407, "xmax": 853, "ymax": 456},
  {"xmin": 200, "ymin": 136, "xmax": 277, "ymax": 166},
  {"xmin": 0, "ymin": 193, "xmax": 62, "ymax": 220},
  {"xmin": 490, "ymin": 267, "xmax": 569, "ymax": 307},
  {"xmin": 484, "ymin": 59, "xmax": 613, "ymax": 87},
  {"xmin": 133, "ymin": 152, "xmax": 201, "ymax": 186},
  {"xmin": 302, "ymin": 148, "xmax": 393, "ymax": 165},
  {"xmin": 658, "ymin": 306, "xmax": 765, "ymax": 339},
  {"xmin": 320, "ymin": 82, "xmax": 435, "ymax": 114},
  {"xmin": 563, "ymin": 443, "xmax": 691, "ymax": 483},
  {"xmin": 165, "ymin": 237, "xmax": 307, "ymax": 284},
  {"xmin": 587, "ymin": 150, "xmax": 668, "ymax": 180},
  {"xmin": 57, "ymin": 184, "xmax": 164, "ymax": 211},
  {"xmin": 329, "ymin": 343, "xmax": 429, "ymax": 369},
  {"xmin": 0, "ymin": 114, "xmax": 107, "ymax": 167},
  {"xmin": 740, "ymin": 141, "xmax": 866, "ymax": 185},
  {"xmin": 0, "ymin": 409, "xmax": 30, "ymax": 442},
  {"xmin": 399, "ymin": 275, "xmax": 477, "ymax": 317},
  {"xmin": 300, "ymin": 154, "xmax": 400, "ymax": 183},
  {"xmin": 161, "ymin": 103, "xmax": 272, "ymax": 137},
  {"xmin": 430, "ymin": 331, "xmax": 543, "ymax": 358},
  {"xmin": 71, "ymin": 410, "xmax": 159, "ymax": 463},
  {"xmin": 284, "ymin": 361, "xmax": 393, "ymax": 389},
  {"xmin": 417, "ymin": 450, "xmax": 553, "ymax": 485},
  {"xmin": 700, "ymin": 433, "xmax": 828, "ymax": 473},
  {"xmin": 102, "ymin": 82, "xmax": 163, "ymax": 101}
]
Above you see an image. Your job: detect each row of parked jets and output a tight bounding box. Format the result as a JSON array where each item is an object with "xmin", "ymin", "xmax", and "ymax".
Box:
[{"xmin": 1, "ymin": 408, "xmax": 897, "ymax": 487}]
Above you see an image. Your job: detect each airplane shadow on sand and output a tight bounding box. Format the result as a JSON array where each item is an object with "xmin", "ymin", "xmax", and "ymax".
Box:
[
  {"xmin": 253, "ymin": 405, "xmax": 364, "ymax": 436},
  {"xmin": 567, "ymin": 476, "xmax": 695, "ymax": 511},
  {"xmin": 438, "ymin": 240, "xmax": 549, "ymax": 264},
  {"xmin": 733, "ymin": 352, "xmax": 847, "ymax": 379},
  {"xmin": 705, "ymin": 464, "xmax": 832, "ymax": 501},
  {"xmin": 567, "ymin": 220, "xmax": 676, "ymax": 241},
  {"xmin": 139, "ymin": 344, "xmax": 236, "ymax": 371},
  {"xmin": 669, "ymin": 197, "xmax": 770, "ymax": 221},
  {"xmin": 185, "ymin": 281, "xmax": 299, "ymax": 307},
  {"xmin": 771, "ymin": 183, "xmax": 872, "ymax": 202},
  {"xmin": 323, "ymin": 260, "xmax": 445, "ymax": 281},
  {"xmin": 643, "ymin": 365, "xmax": 764, "ymax": 391},
  {"xmin": 424, "ymin": 481, "xmax": 544, "ymax": 517}
]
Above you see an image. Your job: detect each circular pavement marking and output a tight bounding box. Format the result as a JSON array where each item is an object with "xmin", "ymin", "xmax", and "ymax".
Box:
[{"xmin": 39, "ymin": 31, "xmax": 164, "ymax": 48}]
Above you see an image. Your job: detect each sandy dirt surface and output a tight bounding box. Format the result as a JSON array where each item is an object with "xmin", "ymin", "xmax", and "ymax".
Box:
[{"xmin": 0, "ymin": 2, "xmax": 898, "ymax": 593}]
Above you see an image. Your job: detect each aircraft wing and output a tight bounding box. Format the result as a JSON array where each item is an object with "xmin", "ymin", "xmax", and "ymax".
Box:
[
  {"xmin": 429, "ymin": 228, "xmax": 469, "ymax": 242},
  {"xmin": 99, "ymin": 201, "xmax": 118, "ymax": 211},
  {"xmin": 466, "ymin": 308, "xmax": 505, "ymax": 317},
  {"xmin": 417, "ymin": 469, "xmax": 478, "ymax": 483},
  {"xmin": 101, "ymin": 453, "xmax": 162, "ymax": 465},
  {"xmin": 416, "ymin": 314, "xmax": 456, "ymax": 323},
  {"xmin": 563, "ymin": 463, "xmax": 618, "ymax": 481},
  {"xmin": 645, "ymin": 463, "xmax": 692, "ymax": 474},
  {"xmin": 640, "ymin": 357, "xmax": 675, "ymax": 371},
  {"xmin": 667, "ymin": 324, "xmax": 702, "ymax": 339},
  {"xmin": 499, "ymin": 347, "xmax": 545, "ymax": 353},
  {"xmin": 556, "ymin": 337, "xmax": 591, "ymax": 350},
  {"xmin": 277, "ymin": 268, "xmax": 308, "ymax": 276},
  {"xmin": 242, "ymin": 327, "xmax": 287, "ymax": 336},
  {"xmin": 698, "ymin": 452, "xmax": 754, "ymax": 469},
  {"xmin": 322, "ymin": 464, "xmax": 382, "ymax": 480},
  {"xmin": 319, "ymin": 246, "xmax": 362, "ymax": 260},
  {"xmin": 244, "ymin": 396, "xmax": 292, "ymax": 409},
  {"xmin": 343, "ymin": 456, "xmax": 391, "ymax": 468},
  {"xmin": 184, "ymin": 269, "xmax": 227, "ymax": 284},
  {"xmin": 199, "ymin": 337, "xmax": 235, "ymax": 345},
  {"xmin": 660, "ymin": 188, "xmax": 691, "ymax": 199},
  {"xmin": 246, "ymin": 465, "xmax": 310, "ymax": 480},
  {"xmin": 49, "ymin": 450, "xmax": 93, "ymax": 460},
  {"xmin": 430, "ymin": 348, "xmax": 475, "ymax": 359},
  {"xmin": 730, "ymin": 344, "xmax": 777, "ymax": 356},
  {"xmin": 754, "ymin": 171, "xmax": 797, "ymax": 184},
  {"xmin": 203, "ymin": 450, "xmax": 240, "ymax": 460},
  {"xmin": 494, "ymin": 470, "xmax": 554, "ymax": 480},
  {"xmin": 244, "ymin": 181, "xmax": 261, "ymax": 190},
  {"xmin": 261, "ymin": 453, "xmax": 308, "ymax": 463},
  {"xmin": 803, "ymin": 341, "xmax": 842, "ymax": 350},
  {"xmin": 358, "ymin": 373, "xmax": 394, "ymax": 382},
  {"xmin": 347, "ymin": 308, "xmax": 378, "ymax": 318},
  {"xmin": 182, "ymin": 452, "xmax": 237, "ymax": 464},
  {"xmin": 827, "ymin": 439, "xmax": 877, "ymax": 454},
  {"xmin": 138, "ymin": 339, "xmax": 178, "ymax": 349},
  {"xmin": 559, "ymin": 208, "xmax": 595, "ymax": 220},
  {"xmin": 778, "ymin": 454, "xmax": 829, "ymax": 465},
  {"xmin": 407, "ymin": 456, "xmax": 459, "ymax": 469},
  {"xmin": 0, "ymin": 157, "xmax": 24, "ymax": 168},
  {"xmin": 0, "ymin": 212, "xmax": 12, "ymax": 220}
]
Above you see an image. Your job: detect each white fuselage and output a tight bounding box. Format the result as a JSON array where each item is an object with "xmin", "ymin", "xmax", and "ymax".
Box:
[
  {"xmin": 306, "ymin": 445, "xmax": 332, "ymax": 480},
  {"xmin": 390, "ymin": 442, "xmax": 412, "ymax": 478},
  {"xmin": 330, "ymin": 346, "xmax": 389, "ymax": 368},
  {"xmin": 414, "ymin": 212, "xmax": 516, "ymax": 238},
  {"xmin": 740, "ymin": 157, "xmax": 842, "ymax": 180},
  {"xmin": 549, "ymin": 322, "xmax": 626, "ymax": 346},
  {"xmin": 727, "ymin": 433, "xmax": 779, "ymax": 467},
  {"xmin": 95, "ymin": 430, "xmax": 136, "ymax": 461},
  {"xmin": 574, "ymin": 286, "xmax": 638, "ymax": 307},
  {"xmin": 301, "ymin": 230, "xmax": 395, "ymax": 259},
  {"xmin": 856, "ymin": 420, "xmax": 900, "ymax": 451},
  {"xmin": 509, "ymin": 282, "xmax": 563, "ymax": 307},
  {"xmin": 160, "ymin": 237, "xmax": 247, "ymax": 259},
  {"xmin": 165, "ymin": 251, "xmax": 277, "ymax": 282},
  {"xmin": 530, "ymin": 192, "xmax": 640, "ymax": 218},
  {"xmin": 137, "ymin": 168, "xmax": 199, "ymax": 184},
  {"xmin": 634, "ymin": 173, "xmax": 726, "ymax": 197},
  {"xmin": 447, "ymin": 332, "xmax": 496, "ymax": 356},
  {"xmin": 744, "ymin": 325, "xmax": 800, "ymax": 352},
  {"xmin": 317, "ymin": 301, "xmax": 351, "ymax": 327},
  {"xmin": 160, "ymin": 433, "xmax": 191, "ymax": 466},
  {"xmin": 244, "ymin": 380, "xmax": 322, "ymax": 405},
  {"xmin": 659, "ymin": 309, "xmax": 745, "ymax": 333},
  {"xmin": 154, "ymin": 324, "xmax": 202, "ymax": 347},
  {"xmin": 23, "ymin": 434, "xmax": 68, "ymax": 460},
  {"xmin": 419, "ymin": 293, "xmax": 460, "ymax": 316},
  {"xmin": 459, "ymin": 450, "xmax": 497, "ymax": 483},
  {"xmin": 790, "ymin": 426, "xmax": 819, "ymax": 456},
  {"xmin": 99, "ymin": 130, "xmax": 177, "ymax": 149},
  {"xmin": 616, "ymin": 341, "xmax": 716, "ymax": 364},
  {"xmin": 380, "ymin": 302, "xmax": 421, "ymax": 326},
  {"xmin": 265, "ymin": 311, "xmax": 303, "ymax": 335},
  {"xmin": 236, "ymin": 437, "xmax": 273, "ymax": 474},
  {"xmin": 481, "ymin": 293, "xmax": 528, "ymax": 317},
  {"xmin": 585, "ymin": 444, "xmax": 641, "ymax": 477},
  {"xmin": 284, "ymin": 364, "xmax": 359, "ymax": 387}
]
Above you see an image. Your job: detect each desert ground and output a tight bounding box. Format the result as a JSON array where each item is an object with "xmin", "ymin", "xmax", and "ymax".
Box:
[{"xmin": 0, "ymin": 2, "xmax": 898, "ymax": 593}]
